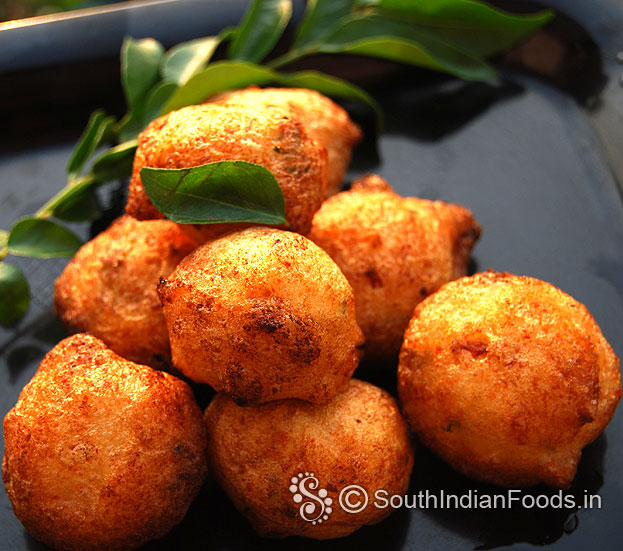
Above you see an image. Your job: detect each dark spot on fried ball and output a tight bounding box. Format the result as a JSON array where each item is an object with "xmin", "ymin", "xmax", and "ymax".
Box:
[
  {"xmin": 309, "ymin": 175, "xmax": 480, "ymax": 363},
  {"xmin": 398, "ymin": 271, "xmax": 621, "ymax": 489},
  {"xmin": 159, "ymin": 227, "xmax": 364, "ymax": 405}
]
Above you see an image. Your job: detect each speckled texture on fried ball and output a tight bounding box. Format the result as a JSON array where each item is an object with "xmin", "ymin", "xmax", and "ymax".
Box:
[
  {"xmin": 205, "ymin": 378, "xmax": 413, "ymax": 539},
  {"xmin": 398, "ymin": 271, "xmax": 621, "ymax": 489},
  {"xmin": 308, "ymin": 175, "xmax": 481, "ymax": 362},
  {"xmin": 158, "ymin": 227, "xmax": 364, "ymax": 405},
  {"xmin": 2, "ymin": 334, "xmax": 207, "ymax": 551},
  {"xmin": 54, "ymin": 216, "xmax": 197, "ymax": 369},
  {"xmin": 126, "ymin": 103, "xmax": 328, "ymax": 240},
  {"xmin": 210, "ymin": 87, "xmax": 362, "ymax": 196}
]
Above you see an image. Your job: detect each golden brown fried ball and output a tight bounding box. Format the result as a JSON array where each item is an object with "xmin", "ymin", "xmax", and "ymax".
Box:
[
  {"xmin": 158, "ymin": 227, "xmax": 364, "ymax": 405},
  {"xmin": 210, "ymin": 86, "xmax": 362, "ymax": 196},
  {"xmin": 205, "ymin": 378, "xmax": 413, "ymax": 539},
  {"xmin": 54, "ymin": 215, "xmax": 197, "ymax": 368},
  {"xmin": 308, "ymin": 175, "xmax": 481, "ymax": 362},
  {"xmin": 398, "ymin": 271, "xmax": 621, "ymax": 489},
  {"xmin": 126, "ymin": 103, "xmax": 328, "ymax": 241},
  {"xmin": 2, "ymin": 334, "xmax": 207, "ymax": 551}
]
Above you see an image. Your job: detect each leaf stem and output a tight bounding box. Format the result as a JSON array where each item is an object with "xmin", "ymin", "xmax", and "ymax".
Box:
[{"xmin": 36, "ymin": 175, "xmax": 97, "ymax": 219}]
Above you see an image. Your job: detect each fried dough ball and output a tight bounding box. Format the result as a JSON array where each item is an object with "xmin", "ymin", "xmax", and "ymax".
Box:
[
  {"xmin": 126, "ymin": 103, "xmax": 328, "ymax": 241},
  {"xmin": 308, "ymin": 175, "xmax": 481, "ymax": 362},
  {"xmin": 2, "ymin": 334, "xmax": 207, "ymax": 551},
  {"xmin": 398, "ymin": 271, "xmax": 621, "ymax": 489},
  {"xmin": 158, "ymin": 227, "xmax": 364, "ymax": 405},
  {"xmin": 54, "ymin": 216, "xmax": 197, "ymax": 368},
  {"xmin": 205, "ymin": 378, "xmax": 413, "ymax": 539},
  {"xmin": 210, "ymin": 87, "xmax": 362, "ymax": 196}
]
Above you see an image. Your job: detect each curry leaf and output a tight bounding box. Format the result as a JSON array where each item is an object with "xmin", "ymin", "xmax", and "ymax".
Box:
[
  {"xmin": 294, "ymin": 0, "xmax": 355, "ymax": 48},
  {"xmin": 163, "ymin": 61, "xmax": 277, "ymax": 113},
  {"xmin": 161, "ymin": 37, "xmax": 220, "ymax": 85},
  {"xmin": 366, "ymin": 0, "xmax": 554, "ymax": 57},
  {"xmin": 8, "ymin": 218, "xmax": 82, "ymax": 258},
  {"xmin": 119, "ymin": 81, "xmax": 178, "ymax": 141},
  {"xmin": 162, "ymin": 60, "xmax": 381, "ymax": 129},
  {"xmin": 277, "ymin": 70, "xmax": 383, "ymax": 129},
  {"xmin": 320, "ymin": 14, "xmax": 496, "ymax": 80},
  {"xmin": 0, "ymin": 263, "xmax": 29, "ymax": 326},
  {"xmin": 121, "ymin": 37, "xmax": 165, "ymax": 108},
  {"xmin": 91, "ymin": 140, "xmax": 138, "ymax": 182},
  {"xmin": 67, "ymin": 110, "xmax": 114, "ymax": 180},
  {"xmin": 229, "ymin": 0, "xmax": 292, "ymax": 63},
  {"xmin": 141, "ymin": 161, "xmax": 287, "ymax": 226},
  {"xmin": 36, "ymin": 174, "xmax": 97, "ymax": 219},
  {"xmin": 52, "ymin": 188, "xmax": 102, "ymax": 222}
]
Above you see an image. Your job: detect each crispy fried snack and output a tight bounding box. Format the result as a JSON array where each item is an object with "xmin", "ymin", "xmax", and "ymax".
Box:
[
  {"xmin": 2, "ymin": 334, "xmax": 207, "ymax": 551},
  {"xmin": 158, "ymin": 227, "xmax": 364, "ymax": 405},
  {"xmin": 126, "ymin": 103, "xmax": 328, "ymax": 241},
  {"xmin": 398, "ymin": 271, "xmax": 622, "ymax": 488},
  {"xmin": 210, "ymin": 87, "xmax": 362, "ymax": 196},
  {"xmin": 308, "ymin": 175, "xmax": 480, "ymax": 362},
  {"xmin": 54, "ymin": 216, "xmax": 197, "ymax": 368},
  {"xmin": 205, "ymin": 378, "xmax": 413, "ymax": 539}
]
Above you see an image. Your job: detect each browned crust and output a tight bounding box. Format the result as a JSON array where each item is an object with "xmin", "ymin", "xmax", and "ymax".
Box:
[
  {"xmin": 309, "ymin": 174, "xmax": 481, "ymax": 361},
  {"xmin": 210, "ymin": 86, "xmax": 362, "ymax": 196},
  {"xmin": 126, "ymin": 103, "xmax": 328, "ymax": 240},
  {"xmin": 398, "ymin": 271, "xmax": 621, "ymax": 488},
  {"xmin": 2, "ymin": 334, "xmax": 207, "ymax": 551},
  {"xmin": 54, "ymin": 215, "xmax": 197, "ymax": 368},
  {"xmin": 158, "ymin": 226, "xmax": 364, "ymax": 405},
  {"xmin": 205, "ymin": 379, "xmax": 414, "ymax": 539}
]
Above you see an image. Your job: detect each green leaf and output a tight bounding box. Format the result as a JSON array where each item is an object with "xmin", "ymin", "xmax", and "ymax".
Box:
[
  {"xmin": 161, "ymin": 37, "xmax": 220, "ymax": 85},
  {"xmin": 36, "ymin": 174, "xmax": 96, "ymax": 219},
  {"xmin": 139, "ymin": 81, "xmax": 179, "ymax": 125},
  {"xmin": 229, "ymin": 0, "xmax": 292, "ymax": 63},
  {"xmin": 67, "ymin": 110, "xmax": 114, "ymax": 180},
  {"xmin": 366, "ymin": 0, "xmax": 554, "ymax": 57},
  {"xmin": 91, "ymin": 140, "xmax": 138, "ymax": 182},
  {"xmin": 0, "ymin": 230, "xmax": 8, "ymax": 252},
  {"xmin": 52, "ymin": 187, "xmax": 102, "ymax": 222},
  {"xmin": 162, "ymin": 60, "xmax": 380, "ymax": 127},
  {"xmin": 277, "ymin": 70, "xmax": 383, "ymax": 130},
  {"xmin": 119, "ymin": 81, "xmax": 178, "ymax": 141},
  {"xmin": 140, "ymin": 161, "xmax": 287, "ymax": 226},
  {"xmin": 0, "ymin": 263, "xmax": 29, "ymax": 326},
  {"xmin": 8, "ymin": 218, "xmax": 82, "ymax": 259},
  {"xmin": 320, "ymin": 14, "xmax": 496, "ymax": 80},
  {"xmin": 121, "ymin": 37, "xmax": 165, "ymax": 109},
  {"xmin": 163, "ymin": 61, "xmax": 277, "ymax": 113},
  {"xmin": 294, "ymin": 0, "xmax": 355, "ymax": 47}
]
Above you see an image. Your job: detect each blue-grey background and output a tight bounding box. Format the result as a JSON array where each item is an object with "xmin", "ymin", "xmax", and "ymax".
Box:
[{"xmin": 1, "ymin": 1, "xmax": 622, "ymax": 549}]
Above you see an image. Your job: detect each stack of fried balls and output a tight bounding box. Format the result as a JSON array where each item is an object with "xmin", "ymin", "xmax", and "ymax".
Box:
[{"xmin": 3, "ymin": 87, "xmax": 621, "ymax": 551}]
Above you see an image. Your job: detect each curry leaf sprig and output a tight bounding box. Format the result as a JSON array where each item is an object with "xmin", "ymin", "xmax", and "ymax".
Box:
[{"xmin": 0, "ymin": 0, "xmax": 552, "ymax": 326}]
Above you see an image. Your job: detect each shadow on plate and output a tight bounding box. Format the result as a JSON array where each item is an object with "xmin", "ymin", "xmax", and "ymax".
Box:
[
  {"xmin": 409, "ymin": 434, "xmax": 606, "ymax": 549},
  {"xmin": 17, "ymin": 424, "xmax": 608, "ymax": 551},
  {"xmin": 140, "ymin": 479, "xmax": 411, "ymax": 551},
  {"xmin": 494, "ymin": 0, "xmax": 607, "ymax": 106},
  {"xmin": 344, "ymin": 78, "xmax": 525, "ymax": 176},
  {"xmin": 2, "ymin": 313, "xmax": 67, "ymax": 382}
]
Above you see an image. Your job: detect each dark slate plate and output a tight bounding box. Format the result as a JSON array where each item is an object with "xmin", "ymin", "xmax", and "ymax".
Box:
[{"xmin": 1, "ymin": 1, "xmax": 622, "ymax": 550}]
